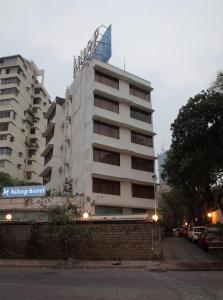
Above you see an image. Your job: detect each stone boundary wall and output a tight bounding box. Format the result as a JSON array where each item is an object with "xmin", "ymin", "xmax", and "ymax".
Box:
[{"xmin": 0, "ymin": 220, "xmax": 162, "ymax": 260}]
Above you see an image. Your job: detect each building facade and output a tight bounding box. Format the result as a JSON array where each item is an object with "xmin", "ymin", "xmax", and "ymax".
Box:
[
  {"xmin": 0, "ymin": 55, "xmax": 50, "ymax": 184},
  {"xmin": 41, "ymin": 59, "xmax": 156, "ymax": 216}
]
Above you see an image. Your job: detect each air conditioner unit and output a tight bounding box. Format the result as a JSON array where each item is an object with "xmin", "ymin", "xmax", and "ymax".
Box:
[
  {"xmin": 67, "ymin": 116, "xmax": 71, "ymax": 122},
  {"xmin": 65, "ymin": 177, "xmax": 73, "ymax": 184}
]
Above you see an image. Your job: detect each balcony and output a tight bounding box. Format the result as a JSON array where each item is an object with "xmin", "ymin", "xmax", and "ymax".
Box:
[
  {"xmin": 92, "ymin": 161, "xmax": 154, "ymax": 184},
  {"xmin": 93, "ymin": 106, "xmax": 154, "ymax": 135},
  {"xmin": 92, "ymin": 131, "xmax": 155, "ymax": 158},
  {"xmin": 41, "ymin": 143, "xmax": 53, "ymax": 157},
  {"xmin": 94, "ymin": 82, "xmax": 153, "ymax": 111}
]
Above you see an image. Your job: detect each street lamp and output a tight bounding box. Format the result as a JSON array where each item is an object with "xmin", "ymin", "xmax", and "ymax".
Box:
[{"xmin": 152, "ymin": 174, "xmax": 158, "ymax": 222}]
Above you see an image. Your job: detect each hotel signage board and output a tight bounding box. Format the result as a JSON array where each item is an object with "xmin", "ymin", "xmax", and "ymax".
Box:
[
  {"xmin": 2, "ymin": 186, "xmax": 46, "ymax": 198},
  {"xmin": 73, "ymin": 24, "xmax": 112, "ymax": 78}
]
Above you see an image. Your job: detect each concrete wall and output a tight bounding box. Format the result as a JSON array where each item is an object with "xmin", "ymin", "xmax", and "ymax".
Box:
[{"xmin": 0, "ymin": 220, "xmax": 162, "ymax": 260}]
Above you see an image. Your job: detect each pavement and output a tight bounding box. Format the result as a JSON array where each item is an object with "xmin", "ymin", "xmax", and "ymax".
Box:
[{"xmin": 0, "ymin": 237, "xmax": 223, "ymax": 271}]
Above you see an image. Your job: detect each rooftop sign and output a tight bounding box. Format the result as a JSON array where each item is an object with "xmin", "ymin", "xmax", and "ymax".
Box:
[
  {"xmin": 1, "ymin": 186, "xmax": 46, "ymax": 198},
  {"xmin": 73, "ymin": 24, "xmax": 112, "ymax": 78}
]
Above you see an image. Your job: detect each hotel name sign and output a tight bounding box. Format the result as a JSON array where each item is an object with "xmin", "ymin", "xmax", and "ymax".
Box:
[
  {"xmin": 1, "ymin": 186, "xmax": 46, "ymax": 198},
  {"xmin": 73, "ymin": 24, "xmax": 112, "ymax": 78}
]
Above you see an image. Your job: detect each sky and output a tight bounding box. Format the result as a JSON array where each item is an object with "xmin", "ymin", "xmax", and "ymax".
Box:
[{"xmin": 1, "ymin": 0, "xmax": 223, "ymax": 154}]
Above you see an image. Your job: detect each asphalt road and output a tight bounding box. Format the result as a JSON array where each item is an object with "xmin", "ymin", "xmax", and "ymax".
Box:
[{"xmin": 1, "ymin": 269, "xmax": 223, "ymax": 300}]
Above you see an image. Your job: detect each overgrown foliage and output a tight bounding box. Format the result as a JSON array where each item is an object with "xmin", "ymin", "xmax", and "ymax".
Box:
[
  {"xmin": 162, "ymin": 87, "xmax": 223, "ymax": 225},
  {"xmin": 0, "ymin": 171, "xmax": 40, "ymax": 191},
  {"xmin": 26, "ymin": 200, "xmax": 92, "ymax": 259}
]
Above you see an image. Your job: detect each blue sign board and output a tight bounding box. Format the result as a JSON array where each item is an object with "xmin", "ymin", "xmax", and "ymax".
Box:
[
  {"xmin": 93, "ymin": 24, "xmax": 112, "ymax": 63},
  {"xmin": 2, "ymin": 186, "xmax": 46, "ymax": 198}
]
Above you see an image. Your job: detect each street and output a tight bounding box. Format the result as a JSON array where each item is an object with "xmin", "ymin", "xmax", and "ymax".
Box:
[
  {"xmin": 0, "ymin": 269, "xmax": 223, "ymax": 300},
  {"xmin": 0, "ymin": 237, "xmax": 223, "ymax": 299}
]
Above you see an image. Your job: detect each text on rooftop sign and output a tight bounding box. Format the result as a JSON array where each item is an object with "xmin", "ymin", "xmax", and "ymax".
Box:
[{"xmin": 73, "ymin": 25, "xmax": 111, "ymax": 78}]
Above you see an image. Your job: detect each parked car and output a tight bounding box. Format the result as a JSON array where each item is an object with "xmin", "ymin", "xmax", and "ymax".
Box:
[
  {"xmin": 181, "ymin": 227, "xmax": 189, "ymax": 239},
  {"xmin": 187, "ymin": 227, "xmax": 193, "ymax": 240},
  {"xmin": 189, "ymin": 226, "xmax": 206, "ymax": 242},
  {"xmin": 172, "ymin": 228, "xmax": 182, "ymax": 237},
  {"xmin": 198, "ymin": 228, "xmax": 223, "ymax": 251}
]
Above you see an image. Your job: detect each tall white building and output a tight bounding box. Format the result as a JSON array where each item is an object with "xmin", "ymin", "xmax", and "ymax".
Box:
[
  {"xmin": 0, "ymin": 55, "xmax": 50, "ymax": 184},
  {"xmin": 41, "ymin": 58, "xmax": 156, "ymax": 216}
]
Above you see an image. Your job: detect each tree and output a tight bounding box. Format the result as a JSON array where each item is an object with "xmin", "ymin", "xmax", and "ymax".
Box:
[
  {"xmin": 161, "ymin": 188, "xmax": 189, "ymax": 229},
  {"xmin": 0, "ymin": 171, "xmax": 39, "ymax": 191},
  {"xmin": 162, "ymin": 89, "xmax": 223, "ymax": 221},
  {"xmin": 0, "ymin": 172, "xmax": 18, "ymax": 189},
  {"xmin": 212, "ymin": 72, "xmax": 223, "ymax": 93}
]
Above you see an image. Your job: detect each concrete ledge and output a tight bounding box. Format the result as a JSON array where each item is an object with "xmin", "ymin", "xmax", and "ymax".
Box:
[{"xmin": 0, "ymin": 259, "xmax": 223, "ymax": 271}]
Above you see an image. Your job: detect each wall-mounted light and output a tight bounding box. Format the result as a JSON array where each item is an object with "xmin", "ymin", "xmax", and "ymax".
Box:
[
  {"xmin": 83, "ymin": 212, "xmax": 89, "ymax": 220},
  {"xmin": 5, "ymin": 213, "xmax": 12, "ymax": 221},
  {"xmin": 152, "ymin": 214, "xmax": 158, "ymax": 222}
]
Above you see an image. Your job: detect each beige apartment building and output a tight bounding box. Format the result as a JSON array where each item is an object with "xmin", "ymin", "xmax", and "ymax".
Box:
[
  {"xmin": 0, "ymin": 55, "xmax": 50, "ymax": 184},
  {"xmin": 41, "ymin": 59, "xmax": 156, "ymax": 216}
]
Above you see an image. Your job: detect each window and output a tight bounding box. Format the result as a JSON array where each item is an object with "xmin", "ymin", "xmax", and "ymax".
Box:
[
  {"xmin": 131, "ymin": 131, "xmax": 153, "ymax": 147},
  {"xmin": 33, "ymin": 98, "xmax": 41, "ymax": 105},
  {"xmin": 0, "ymin": 160, "xmax": 5, "ymax": 167},
  {"xmin": 130, "ymin": 107, "xmax": 151, "ymax": 123},
  {"xmin": 28, "ymin": 149, "xmax": 36, "ymax": 157},
  {"xmin": 95, "ymin": 70, "xmax": 119, "ymax": 89},
  {"xmin": 93, "ymin": 178, "xmax": 120, "ymax": 195},
  {"xmin": 131, "ymin": 208, "xmax": 147, "ymax": 214},
  {"xmin": 0, "ymin": 122, "xmax": 9, "ymax": 131},
  {"xmin": 129, "ymin": 84, "xmax": 150, "ymax": 101},
  {"xmin": 19, "ymin": 152, "xmax": 23, "ymax": 157},
  {"xmin": 26, "ymin": 171, "xmax": 32, "ymax": 180},
  {"xmin": 94, "ymin": 95, "xmax": 119, "ymax": 113},
  {"xmin": 0, "ymin": 88, "xmax": 18, "ymax": 96},
  {"xmin": 43, "ymin": 169, "xmax": 52, "ymax": 185},
  {"xmin": 6, "ymin": 69, "xmax": 10, "ymax": 74},
  {"xmin": 0, "ymin": 147, "xmax": 12, "ymax": 156},
  {"xmin": 32, "ymin": 107, "xmax": 38, "ymax": 113},
  {"xmin": 44, "ymin": 148, "xmax": 53, "ymax": 165},
  {"xmin": 1, "ymin": 77, "xmax": 20, "ymax": 86},
  {"xmin": 34, "ymin": 88, "xmax": 40, "ymax": 94},
  {"xmin": 30, "ymin": 128, "xmax": 36, "ymax": 134},
  {"xmin": 132, "ymin": 183, "xmax": 154, "ymax": 199},
  {"xmin": 0, "ymin": 99, "xmax": 12, "ymax": 106},
  {"xmin": 0, "ymin": 134, "xmax": 7, "ymax": 140},
  {"xmin": 131, "ymin": 156, "xmax": 154, "ymax": 172},
  {"xmin": 93, "ymin": 148, "xmax": 120, "ymax": 166},
  {"xmin": 27, "ymin": 160, "xmax": 32, "ymax": 165},
  {"xmin": 30, "ymin": 138, "xmax": 37, "ymax": 144},
  {"xmin": 95, "ymin": 206, "xmax": 123, "ymax": 216},
  {"xmin": 94, "ymin": 121, "xmax": 119, "ymax": 139},
  {"xmin": 0, "ymin": 110, "xmax": 10, "ymax": 118}
]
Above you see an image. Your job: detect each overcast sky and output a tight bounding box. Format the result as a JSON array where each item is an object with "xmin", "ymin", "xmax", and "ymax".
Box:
[{"xmin": 1, "ymin": 0, "xmax": 223, "ymax": 154}]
